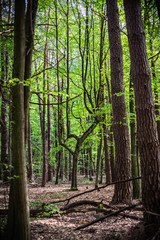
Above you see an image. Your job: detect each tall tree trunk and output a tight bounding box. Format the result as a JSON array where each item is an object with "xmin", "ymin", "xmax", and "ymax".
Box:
[
  {"xmin": 24, "ymin": 0, "xmax": 38, "ymax": 142},
  {"xmin": 129, "ymin": 71, "xmax": 140, "ymax": 198},
  {"xmin": 47, "ymin": 75, "xmax": 52, "ymax": 181},
  {"xmin": 0, "ymin": 0, "xmax": 9, "ymax": 182},
  {"xmin": 7, "ymin": 0, "xmax": 30, "ymax": 239},
  {"xmin": 41, "ymin": 41, "xmax": 48, "ymax": 187},
  {"xmin": 124, "ymin": 0, "xmax": 160, "ymax": 225},
  {"xmin": 66, "ymin": 0, "xmax": 72, "ymax": 181},
  {"xmin": 28, "ymin": 109, "xmax": 34, "ymax": 182},
  {"xmin": 104, "ymin": 61, "xmax": 115, "ymax": 182},
  {"xmin": 107, "ymin": 0, "xmax": 132, "ymax": 204}
]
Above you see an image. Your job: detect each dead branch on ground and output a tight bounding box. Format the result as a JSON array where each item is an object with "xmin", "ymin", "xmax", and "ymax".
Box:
[{"xmin": 75, "ymin": 202, "xmax": 141, "ymax": 230}]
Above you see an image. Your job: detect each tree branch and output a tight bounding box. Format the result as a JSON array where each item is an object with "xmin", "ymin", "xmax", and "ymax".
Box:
[{"xmin": 31, "ymin": 55, "xmax": 65, "ymax": 78}]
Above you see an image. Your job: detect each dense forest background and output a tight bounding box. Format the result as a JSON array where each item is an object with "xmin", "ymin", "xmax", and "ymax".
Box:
[{"xmin": 0, "ymin": 0, "xmax": 160, "ymax": 239}]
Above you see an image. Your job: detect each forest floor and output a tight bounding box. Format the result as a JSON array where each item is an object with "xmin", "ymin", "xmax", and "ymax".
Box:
[{"xmin": 0, "ymin": 177, "xmax": 157, "ymax": 240}]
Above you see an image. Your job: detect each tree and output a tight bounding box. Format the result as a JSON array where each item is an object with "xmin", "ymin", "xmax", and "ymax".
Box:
[
  {"xmin": 6, "ymin": 0, "xmax": 30, "ymax": 239},
  {"xmin": 106, "ymin": 0, "xmax": 132, "ymax": 204},
  {"xmin": 0, "ymin": 0, "xmax": 9, "ymax": 182},
  {"xmin": 24, "ymin": 0, "xmax": 38, "ymax": 142},
  {"xmin": 129, "ymin": 72, "xmax": 141, "ymax": 198},
  {"xmin": 124, "ymin": 0, "xmax": 160, "ymax": 225}
]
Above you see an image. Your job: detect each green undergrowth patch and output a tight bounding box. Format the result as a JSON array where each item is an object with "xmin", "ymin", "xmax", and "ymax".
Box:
[
  {"xmin": 44, "ymin": 192, "xmax": 67, "ymax": 199},
  {"xmin": 30, "ymin": 200, "xmax": 65, "ymax": 218}
]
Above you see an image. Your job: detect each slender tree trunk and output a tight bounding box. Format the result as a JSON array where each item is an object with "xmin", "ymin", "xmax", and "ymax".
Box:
[
  {"xmin": 95, "ymin": 130, "xmax": 103, "ymax": 189},
  {"xmin": 41, "ymin": 39, "xmax": 48, "ymax": 187},
  {"xmin": 55, "ymin": 151, "xmax": 60, "ymax": 185},
  {"xmin": 124, "ymin": 0, "xmax": 160, "ymax": 225},
  {"xmin": 88, "ymin": 146, "xmax": 94, "ymax": 180},
  {"xmin": 103, "ymin": 123, "xmax": 111, "ymax": 184},
  {"xmin": 129, "ymin": 72, "xmax": 140, "ymax": 198},
  {"xmin": 47, "ymin": 77, "xmax": 52, "ymax": 181},
  {"xmin": 28, "ymin": 110, "xmax": 34, "ymax": 182},
  {"xmin": 0, "ymin": 0, "xmax": 9, "ymax": 182},
  {"xmin": 104, "ymin": 61, "xmax": 115, "ymax": 182},
  {"xmin": 7, "ymin": 0, "xmax": 30, "ymax": 239},
  {"xmin": 107, "ymin": 0, "xmax": 132, "ymax": 204},
  {"xmin": 24, "ymin": 0, "xmax": 38, "ymax": 142}
]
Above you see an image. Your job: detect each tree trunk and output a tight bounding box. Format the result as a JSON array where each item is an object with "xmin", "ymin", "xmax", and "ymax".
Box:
[
  {"xmin": 88, "ymin": 146, "xmax": 94, "ymax": 180},
  {"xmin": 103, "ymin": 123, "xmax": 111, "ymax": 184},
  {"xmin": 41, "ymin": 40, "xmax": 48, "ymax": 187},
  {"xmin": 71, "ymin": 152, "xmax": 79, "ymax": 190},
  {"xmin": 24, "ymin": 0, "xmax": 38, "ymax": 142},
  {"xmin": 28, "ymin": 110, "xmax": 34, "ymax": 182},
  {"xmin": 47, "ymin": 74, "xmax": 52, "ymax": 181},
  {"xmin": 95, "ymin": 131, "xmax": 102, "ymax": 189},
  {"xmin": 0, "ymin": 0, "xmax": 9, "ymax": 182},
  {"xmin": 109, "ymin": 125, "xmax": 115, "ymax": 182},
  {"xmin": 129, "ymin": 72, "xmax": 140, "ymax": 198},
  {"xmin": 107, "ymin": 0, "xmax": 132, "ymax": 204},
  {"xmin": 124, "ymin": 0, "xmax": 160, "ymax": 225},
  {"xmin": 7, "ymin": 0, "xmax": 30, "ymax": 239}
]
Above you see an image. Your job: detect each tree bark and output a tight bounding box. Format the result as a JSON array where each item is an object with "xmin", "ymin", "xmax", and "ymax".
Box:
[
  {"xmin": 7, "ymin": 0, "xmax": 30, "ymax": 239},
  {"xmin": 107, "ymin": 0, "xmax": 132, "ymax": 204},
  {"xmin": 124, "ymin": 0, "xmax": 160, "ymax": 225}
]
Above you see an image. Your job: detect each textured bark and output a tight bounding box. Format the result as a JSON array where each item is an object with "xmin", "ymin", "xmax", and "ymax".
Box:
[
  {"xmin": 124, "ymin": 0, "xmax": 160, "ymax": 225},
  {"xmin": 107, "ymin": 0, "xmax": 132, "ymax": 204},
  {"xmin": 7, "ymin": 0, "xmax": 30, "ymax": 239}
]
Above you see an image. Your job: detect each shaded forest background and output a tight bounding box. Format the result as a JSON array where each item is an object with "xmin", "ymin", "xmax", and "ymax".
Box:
[{"xmin": 0, "ymin": 0, "xmax": 160, "ymax": 239}]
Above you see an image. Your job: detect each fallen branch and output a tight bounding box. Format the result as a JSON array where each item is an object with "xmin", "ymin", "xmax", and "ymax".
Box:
[
  {"xmin": 47, "ymin": 176, "xmax": 141, "ymax": 206},
  {"xmin": 60, "ymin": 200, "xmax": 113, "ymax": 211},
  {"xmin": 66, "ymin": 207, "xmax": 142, "ymax": 221},
  {"xmin": 75, "ymin": 202, "xmax": 141, "ymax": 230}
]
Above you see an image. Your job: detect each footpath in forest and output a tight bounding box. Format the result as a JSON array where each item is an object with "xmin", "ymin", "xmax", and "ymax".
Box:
[{"xmin": 0, "ymin": 179, "xmax": 149, "ymax": 240}]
